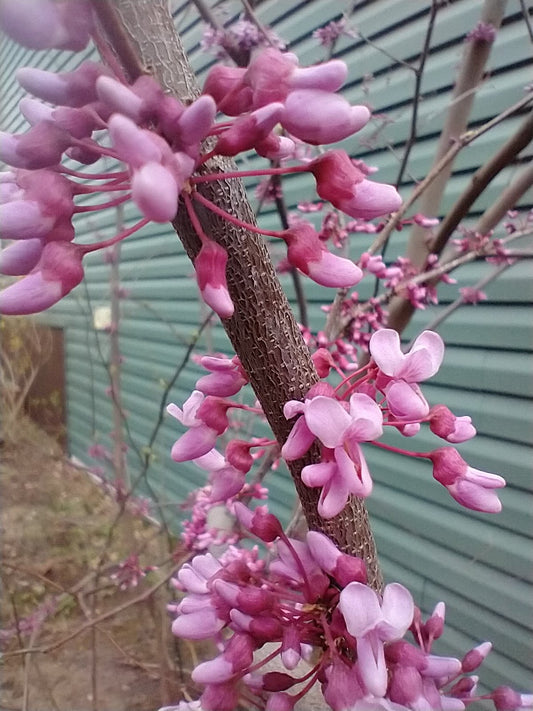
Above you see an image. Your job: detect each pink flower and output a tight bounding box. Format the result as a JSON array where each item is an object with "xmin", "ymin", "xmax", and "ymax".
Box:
[
  {"xmin": 369, "ymin": 329, "xmax": 444, "ymax": 419},
  {"xmin": 195, "ymin": 354, "xmax": 247, "ymax": 397},
  {"xmin": 428, "ymin": 447, "xmax": 506, "ymax": 513},
  {"xmin": 281, "ymin": 222, "xmax": 362, "ymax": 288},
  {"xmin": 301, "ymin": 393, "xmax": 382, "ymax": 516},
  {"xmin": 0, "ymin": 241, "xmax": 84, "ymax": 315},
  {"xmin": 0, "ymin": 0, "xmax": 93, "ymax": 51},
  {"xmin": 282, "ymin": 90, "xmax": 370, "ymax": 145},
  {"xmin": 167, "ymin": 391, "xmax": 219, "ymax": 462},
  {"xmin": 339, "ymin": 582, "xmax": 414, "ymax": 697},
  {"xmin": 194, "ymin": 240, "xmax": 234, "ymax": 319},
  {"xmin": 429, "ymin": 405, "xmax": 476, "ymax": 443},
  {"xmin": 309, "ymin": 151, "xmax": 402, "ymax": 220}
]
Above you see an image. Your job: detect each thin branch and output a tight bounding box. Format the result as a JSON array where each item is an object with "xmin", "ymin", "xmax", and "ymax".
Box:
[
  {"xmin": 367, "ymin": 91, "xmax": 533, "ymax": 256},
  {"xmin": 2, "ymin": 560, "xmax": 186, "ymax": 659},
  {"xmin": 409, "ymin": 261, "xmax": 511, "ymax": 343},
  {"xmin": 395, "ymin": 0, "xmax": 439, "ymax": 188},
  {"xmin": 430, "ymin": 109, "xmax": 533, "ymax": 255},
  {"xmin": 520, "ymin": 0, "xmax": 533, "ymax": 43}
]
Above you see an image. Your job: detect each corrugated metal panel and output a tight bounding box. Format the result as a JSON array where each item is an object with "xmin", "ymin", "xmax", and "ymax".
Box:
[{"xmin": 1, "ymin": 0, "xmax": 531, "ymax": 693}]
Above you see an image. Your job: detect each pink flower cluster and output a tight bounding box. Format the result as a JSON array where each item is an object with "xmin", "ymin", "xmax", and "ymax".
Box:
[
  {"xmin": 0, "ymin": 24, "xmax": 402, "ymax": 317},
  {"xmin": 167, "ymin": 505, "xmax": 518, "ymax": 711},
  {"xmin": 171, "ymin": 330, "xmax": 504, "ymax": 521}
]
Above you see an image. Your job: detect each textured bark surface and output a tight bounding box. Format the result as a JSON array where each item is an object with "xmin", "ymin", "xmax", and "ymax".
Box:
[{"xmin": 91, "ymin": 0, "xmax": 382, "ymax": 590}]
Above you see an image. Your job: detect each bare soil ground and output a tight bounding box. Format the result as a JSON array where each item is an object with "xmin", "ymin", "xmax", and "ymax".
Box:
[{"xmin": 0, "ymin": 417, "xmax": 190, "ymax": 711}]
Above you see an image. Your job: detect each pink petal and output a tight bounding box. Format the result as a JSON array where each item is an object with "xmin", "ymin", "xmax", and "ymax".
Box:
[
  {"xmin": 386, "ymin": 380, "xmax": 429, "ymax": 419},
  {"xmin": 282, "ymin": 90, "xmax": 370, "ymax": 145},
  {"xmin": 281, "ymin": 416, "xmax": 315, "ymax": 461},
  {"xmin": 192, "ymin": 656, "xmax": 234, "ymax": 684},
  {"xmin": 289, "ymin": 60, "xmax": 347, "ymax": 92},
  {"xmin": 447, "ymin": 479, "xmax": 503, "ymax": 513},
  {"xmin": 0, "ymin": 238, "xmax": 43, "ymax": 275},
  {"xmin": 317, "ymin": 474, "xmax": 350, "ymax": 518},
  {"xmin": 379, "ymin": 583, "xmax": 414, "ymax": 640},
  {"xmin": 357, "ymin": 633, "xmax": 388, "ymax": 697},
  {"xmin": 301, "ymin": 461, "xmax": 336, "ymax": 488},
  {"xmin": 347, "ymin": 393, "xmax": 383, "ymax": 441},
  {"xmin": 170, "ymin": 426, "xmax": 218, "ymax": 462},
  {"xmin": 0, "ymin": 271, "xmax": 62, "ymax": 315},
  {"xmin": 464, "ymin": 466, "xmax": 506, "ymax": 489},
  {"xmin": 369, "ymin": 328, "xmax": 404, "ymax": 375},
  {"xmin": 304, "ymin": 395, "xmax": 351, "ymax": 447},
  {"xmin": 96, "ymin": 76, "xmax": 143, "ymax": 121},
  {"xmin": 335, "ymin": 444, "xmax": 373, "ymax": 498},
  {"xmin": 171, "ymin": 609, "xmax": 223, "ymax": 640},
  {"xmin": 339, "ymin": 581, "xmax": 382, "ymax": 637},
  {"xmin": 132, "ymin": 162, "xmax": 178, "ymax": 222},
  {"xmin": 341, "ymin": 178, "xmax": 402, "ymax": 220},
  {"xmin": 306, "ymin": 249, "xmax": 363, "ymax": 287}
]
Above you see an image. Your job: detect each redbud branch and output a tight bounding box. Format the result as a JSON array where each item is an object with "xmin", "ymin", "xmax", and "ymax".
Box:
[
  {"xmin": 429, "ymin": 109, "xmax": 533, "ymax": 257},
  {"xmin": 367, "ymin": 91, "xmax": 533, "ymax": 257},
  {"xmin": 91, "ymin": 0, "xmax": 383, "ymax": 591},
  {"xmin": 1, "ymin": 558, "xmax": 186, "ymax": 659}
]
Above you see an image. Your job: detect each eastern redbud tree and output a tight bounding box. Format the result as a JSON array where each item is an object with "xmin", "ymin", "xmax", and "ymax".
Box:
[{"xmin": 0, "ymin": 1, "xmax": 531, "ymax": 710}]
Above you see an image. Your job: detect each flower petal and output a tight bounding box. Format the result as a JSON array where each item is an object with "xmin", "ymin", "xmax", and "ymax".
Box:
[{"xmin": 305, "ymin": 395, "xmax": 351, "ymax": 447}]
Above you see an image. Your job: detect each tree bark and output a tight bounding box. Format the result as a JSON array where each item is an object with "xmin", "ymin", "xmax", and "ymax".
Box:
[{"xmin": 91, "ymin": 0, "xmax": 383, "ymax": 590}]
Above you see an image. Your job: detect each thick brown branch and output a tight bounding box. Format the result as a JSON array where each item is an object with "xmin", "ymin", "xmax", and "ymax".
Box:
[{"xmin": 90, "ymin": 0, "xmax": 382, "ymax": 589}]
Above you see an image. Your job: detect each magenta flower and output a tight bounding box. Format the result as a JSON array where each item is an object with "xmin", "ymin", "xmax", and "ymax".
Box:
[
  {"xmin": 369, "ymin": 329, "xmax": 444, "ymax": 419},
  {"xmin": 281, "ymin": 222, "xmax": 363, "ymax": 288},
  {"xmin": 291, "ymin": 392, "xmax": 382, "ymax": 517},
  {"xmin": 309, "ymin": 151, "xmax": 402, "ymax": 220},
  {"xmin": 0, "ymin": 241, "xmax": 84, "ymax": 315},
  {"xmin": 428, "ymin": 447, "xmax": 506, "ymax": 513},
  {"xmin": 167, "ymin": 391, "xmax": 219, "ymax": 462},
  {"xmin": 282, "ymin": 89, "xmax": 370, "ymax": 145},
  {"xmin": 194, "ymin": 240, "xmax": 234, "ymax": 319},
  {"xmin": 339, "ymin": 582, "xmax": 414, "ymax": 697},
  {"xmin": 0, "ymin": 0, "xmax": 93, "ymax": 51}
]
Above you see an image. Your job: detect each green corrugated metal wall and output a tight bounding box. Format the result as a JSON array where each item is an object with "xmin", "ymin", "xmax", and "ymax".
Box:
[{"xmin": 1, "ymin": 0, "xmax": 531, "ymax": 694}]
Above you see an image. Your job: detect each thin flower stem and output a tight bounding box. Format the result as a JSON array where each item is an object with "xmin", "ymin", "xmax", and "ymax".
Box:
[
  {"xmin": 370, "ymin": 440, "xmax": 428, "ymax": 458},
  {"xmin": 82, "ymin": 218, "xmax": 150, "ymax": 253},
  {"xmin": 182, "ymin": 191, "xmax": 208, "ymax": 244},
  {"xmin": 74, "ymin": 194, "xmax": 131, "ymax": 212},
  {"xmin": 60, "ymin": 167, "xmax": 129, "ymax": 181},
  {"xmin": 192, "ymin": 191, "xmax": 283, "ymax": 237},
  {"xmin": 191, "ymin": 163, "xmax": 308, "ymax": 184}
]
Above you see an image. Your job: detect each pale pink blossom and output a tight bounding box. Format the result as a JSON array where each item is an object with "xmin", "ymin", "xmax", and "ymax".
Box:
[
  {"xmin": 309, "ymin": 151, "xmax": 402, "ymax": 220},
  {"xmin": 339, "ymin": 582, "xmax": 414, "ymax": 697},
  {"xmin": 369, "ymin": 329, "xmax": 444, "ymax": 419},
  {"xmin": 194, "ymin": 240, "xmax": 234, "ymax": 318},
  {"xmin": 429, "ymin": 447, "xmax": 506, "ymax": 513}
]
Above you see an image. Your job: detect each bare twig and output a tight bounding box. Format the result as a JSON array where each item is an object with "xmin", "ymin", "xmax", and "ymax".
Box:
[
  {"xmin": 367, "ymin": 91, "xmax": 533, "ymax": 257},
  {"xmin": 409, "ymin": 261, "xmax": 511, "ymax": 343},
  {"xmin": 3, "ymin": 560, "xmax": 187, "ymax": 659},
  {"xmin": 430, "ymin": 110, "xmax": 533, "ymax": 255},
  {"xmin": 395, "ymin": 1, "xmax": 439, "ymax": 188}
]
